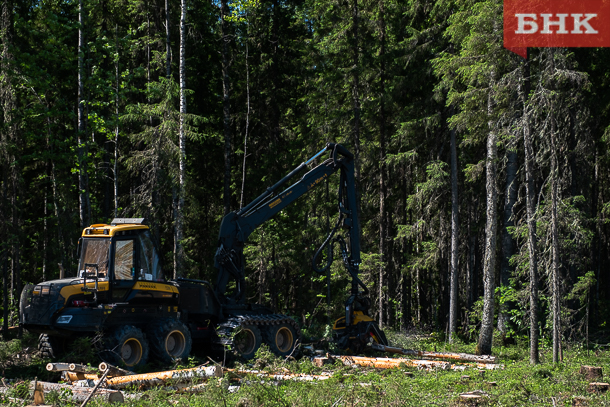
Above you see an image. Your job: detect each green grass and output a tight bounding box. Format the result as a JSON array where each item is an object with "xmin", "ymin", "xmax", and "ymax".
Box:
[{"xmin": 2, "ymin": 332, "xmax": 610, "ymax": 406}]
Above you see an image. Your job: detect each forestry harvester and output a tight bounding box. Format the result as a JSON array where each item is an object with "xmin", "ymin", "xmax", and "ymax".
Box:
[{"xmin": 20, "ymin": 143, "xmax": 387, "ymax": 368}]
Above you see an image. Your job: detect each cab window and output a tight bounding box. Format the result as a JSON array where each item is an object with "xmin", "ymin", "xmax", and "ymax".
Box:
[
  {"xmin": 79, "ymin": 238, "xmax": 111, "ymax": 280},
  {"xmin": 139, "ymin": 231, "xmax": 163, "ymax": 281},
  {"xmin": 114, "ymin": 240, "xmax": 135, "ymax": 280}
]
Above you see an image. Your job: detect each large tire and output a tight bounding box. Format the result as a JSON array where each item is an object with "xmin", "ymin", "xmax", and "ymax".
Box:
[
  {"xmin": 102, "ymin": 325, "xmax": 149, "ymax": 369},
  {"xmin": 38, "ymin": 334, "xmax": 67, "ymax": 359},
  {"xmin": 233, "ymin": 325, "xmax": 262, "ymax": 360},
  {"xmin": 263, "ymin": 323, "xmax": 298, "ymax": 358},
  {"xmin": 148, "ymin": 319, "xmax": 192, "ymax": 364}
]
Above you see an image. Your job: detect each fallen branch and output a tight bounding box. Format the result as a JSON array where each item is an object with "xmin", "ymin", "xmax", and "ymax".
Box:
[{"xmin": 80, "ymin": 369, "xmax": 109, "ymax": 407}]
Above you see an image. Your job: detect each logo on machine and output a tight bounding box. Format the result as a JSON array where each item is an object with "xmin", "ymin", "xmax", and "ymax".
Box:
[
  {"xmin": 308, "ymin": 174, "xmax": 328, "ymax": 190},
  {"xmin": 269, "ymin": 198, "xmax": 282, "ymax": 209}
]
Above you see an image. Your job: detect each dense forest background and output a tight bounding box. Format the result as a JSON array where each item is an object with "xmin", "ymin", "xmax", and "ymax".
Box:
[{"xmin": 1, "ymin": 0, "xmax": 610, "ymax": 357}]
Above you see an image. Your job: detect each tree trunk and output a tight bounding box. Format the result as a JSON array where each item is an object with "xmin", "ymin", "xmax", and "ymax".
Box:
[
  {"xmin": 497, "ymin": 138, "xmax": 517, "ymax": 337},
  {"xmin": 221, "ymin": 0, "xmax": 231, "ymax": 215},
  {"xmin": 449, "ymin": 121, "xmax": 459, "ymax": 342},
  {"xmin": 114, "ymin": 24, "xmax": 119, "ymax": 218},
  {"xmin": 174, "ymin": 0, "xmax": 187, "ymax": 279},
  {"xmin": 1, "ymin": 0, "xmax": 20, "ymax": 330},
  {"xmin": 1, "ymin": 171, "xmax": 8, "ymax": 336},
  {"xmin": 378, "ymin": 0, "xmax": 387, "ymax": 329},
  {"xmin": 11, "ymin": 166, "xmax": 21, "ymax": 329},
  {"xmin": 476, "ymin": 84, "xmax": 498, "ymax": 356},
  {"xmin": 240, "ymin": 35, "xmax": 250, "ymax": 210},
  {"xmin": 351, "ymin": 0, "xmax": 361, "ymax": 193},
  {"xmin": 522, "ymin": 56, "xmax": 539, "ymax": 364},
  {"xmin": 551, "ymin": 122, "xmax": 561, "ymax": 363},
  {"xmin": 165, "ymin": 0, "xmax": 171, "ymax": 78},
  {"xmin": 77, "ymin": 0, "xmax": 90, "ymax": 229}
]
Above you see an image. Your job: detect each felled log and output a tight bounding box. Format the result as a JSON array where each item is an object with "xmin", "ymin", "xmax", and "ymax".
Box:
[
  {"xmin": 327, "ymin": 355, "xmax": 451, "ymax": 370},
  {"xmin": 371, "ymin": 343, "xmax": 497, "ymax": 364},
  {"xmin": 28, "ymin": 381, "xmax": 124, "ymax": 403},
  {"xmin": 98, "ymin": 362, "xmax": 134, "ymax": 378},
  {"xmin": 451, "ymin": 362, "xmax": 504, "ymax": 371},
  {"xmin": 68, "ymin": 364, "xmax": 97, "ymax": 374},
  {"xmin": 580, "ymin": 366, "xmax": 603, "ymax": 381},
  {"xmin": 104, "ymin": 365, "xmax": 222, "ymax": 390},
  {"xmin": 229, "ymin": 369, "xmax": 332, "ymax": 382},
  {"xmin": 62, "ymin": 371, "xmax": 100, "ymax": 383},
  {"xmin": 46, "ymin": 363, "xmax": 71, "ymax": 372}
]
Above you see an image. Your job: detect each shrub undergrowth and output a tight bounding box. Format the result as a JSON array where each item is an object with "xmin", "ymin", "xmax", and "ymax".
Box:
[{"xmin": 3, "ymin": 330, "xmax": 610, "ymax": 406}]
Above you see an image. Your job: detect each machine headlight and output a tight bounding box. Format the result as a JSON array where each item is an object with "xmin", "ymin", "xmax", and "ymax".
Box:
[{"xmin": 56, "ymin": 315, "xmax": 73, "ymax": 324}]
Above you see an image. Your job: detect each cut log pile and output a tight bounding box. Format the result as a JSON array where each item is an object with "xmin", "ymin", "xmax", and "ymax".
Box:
[
  {"xmin": 315, "ymin": 352, "xmax": 503, "ymax": 371},
  {"xmin": 2, "ymin": 347, "xmax": 506, "ymax": 405}
]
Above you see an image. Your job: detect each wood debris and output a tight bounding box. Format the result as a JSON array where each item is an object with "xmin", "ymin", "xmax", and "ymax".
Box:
[{"xmin": 28, "ymin": 380, "xmax": 124, "ymax": 403}]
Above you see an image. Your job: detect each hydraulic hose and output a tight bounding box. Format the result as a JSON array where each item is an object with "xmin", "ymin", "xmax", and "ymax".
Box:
[{"xmin": 311, "ymin": 215, "xmax": 342, "ymax": 274}]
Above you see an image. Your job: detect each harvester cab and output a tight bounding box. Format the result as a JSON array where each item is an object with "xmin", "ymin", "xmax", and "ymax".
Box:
[
  {"xmin": 76, "ymin": 218, "xmax": 164, "ymax": 304},
  {"xmin": 20, "ymin": 219, "xmax": 186, "ymax": 367}
]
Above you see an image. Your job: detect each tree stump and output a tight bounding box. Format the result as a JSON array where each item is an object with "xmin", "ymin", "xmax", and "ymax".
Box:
[
  {"xmin": 572, "ymin": 396, "xmax": 588, "ymax": 406},
  {"xmin": 458, "ymin": 394, "xmax": 484, "ymax": 405},
  {"xmin": 580, "ymin": 366, "xmax": 603, "ymax": 381},
  {"xmin": 313, "ymin": 357, "xmax": 330, "ymax": 367},
  {"xmin": 458, "ymin": 391, "xmax": 488, "ymax": 405},
  {"xmin": 587, "ymin": 382, "xmax": 609, "ymax": 393},
  {"xmin": 33, "ymin": 382, "xmax": 44, "ymax": 405}
]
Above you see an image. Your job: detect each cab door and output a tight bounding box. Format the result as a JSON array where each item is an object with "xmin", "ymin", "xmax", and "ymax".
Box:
[{"xmin": 111, "ymin": 238, "xmax": 137, "ymax": 302}]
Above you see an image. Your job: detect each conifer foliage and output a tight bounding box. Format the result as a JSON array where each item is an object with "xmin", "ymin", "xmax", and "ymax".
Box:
[{"xmin": 1, "ymin": 0, "xmax": 610, "ymax": 358}]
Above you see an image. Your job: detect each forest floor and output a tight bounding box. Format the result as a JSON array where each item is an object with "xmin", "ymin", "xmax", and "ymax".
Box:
[{"xmin": 1, "ymin": 329, "xmax": 610, "ymax": 406}]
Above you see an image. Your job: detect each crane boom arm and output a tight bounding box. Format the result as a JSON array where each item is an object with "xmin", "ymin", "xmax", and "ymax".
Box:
[{"xmin": 213, "ymin": 143, "xmax": 360, "ymax": 305}]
